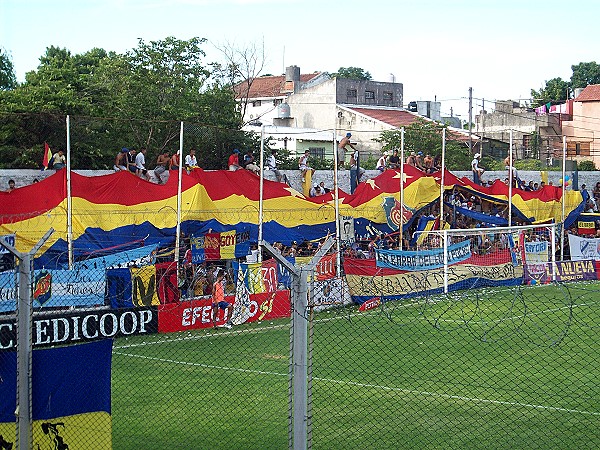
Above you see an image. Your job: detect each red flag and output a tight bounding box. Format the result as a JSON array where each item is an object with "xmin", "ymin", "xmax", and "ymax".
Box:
[{"xmin": 42, "ymin": 142, "xmax": 53, "ymax": 170}]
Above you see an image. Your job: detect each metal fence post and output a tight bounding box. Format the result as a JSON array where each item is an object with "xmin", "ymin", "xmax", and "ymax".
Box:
[
  {"xmin": 1, "ymin": 230, "xmax": 53, "ymax": 450},
  {"xmin": 261, "ymin": 237, "xmax": 334, "ymax": 450}
]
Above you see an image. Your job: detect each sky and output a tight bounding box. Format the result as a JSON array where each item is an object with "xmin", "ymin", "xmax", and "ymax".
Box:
[{"xmin": 2, "ymin": 0, "xmax": 599, "ymax": 121}]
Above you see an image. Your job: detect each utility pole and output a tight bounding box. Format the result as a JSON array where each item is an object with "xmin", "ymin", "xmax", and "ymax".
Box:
[{"xmin": 468, "ymin": 87, "xmax": 473, "ymax": 153}]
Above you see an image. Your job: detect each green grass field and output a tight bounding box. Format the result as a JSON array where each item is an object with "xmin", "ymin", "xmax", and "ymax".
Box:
[{"xmin": 111, "ymin": 281, "xmax": 600, "ymax": 449}]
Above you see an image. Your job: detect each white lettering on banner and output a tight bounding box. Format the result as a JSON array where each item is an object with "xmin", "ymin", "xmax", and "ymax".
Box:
[
  {"xmin": 36, "ymin": 319, "xmax": 51, "ymax": 345},
  {"xmin": 51, "ymin": 317, "xmax": 70, "ymax": 343},
  {"xmin": 99, "ymin": 314, "xmax": 118, "ymax": 337},
  {"xmin": 0, "ymin": 322, "xmax": 13, "ymax": 349},
  {"xmin": 1, "ymin": 308, "xmax": 160, "ymax": 349},
  {"xmin": 82, "ymin": 315, "xmax": 98, "ymax": 339},
  {"xmin": 182, "ymin": 306, "xmax": 213, "ymax": 327},
  {"xmin": 261, "ymin": 266, "xmax": 278, "ymax": 292}
]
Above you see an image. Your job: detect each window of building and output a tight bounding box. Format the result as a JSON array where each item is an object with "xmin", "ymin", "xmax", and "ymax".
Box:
[
  {"xmin": 383, "ymin": 92, "xmax": 393, "ymax": 101},
  {"xmin": 273, "ymin": 99, "xmax": 282, "ymax": 106},
  {"xmin": 346, "ymin": 89, "xmax": 357, "ymax": 100},
  {"xmin": 309, "ymin": 147, "xmax": 325, "ymax": 160},
  {"xmin": 252, "ymin": 100, "xmax": 262, "ymax": 107},
  {"xmin": 365, "ymin": 90, "xmax": 375, "ymax": 100}
]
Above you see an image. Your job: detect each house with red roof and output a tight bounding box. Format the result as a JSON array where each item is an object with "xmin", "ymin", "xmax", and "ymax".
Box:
[
  {"xmin": 235, "ymin": 65, "xmax": 473, "ymax": 159},
  {"xmin": 561, "ymin": 84, "xmax": 600, "ymax": 167}
]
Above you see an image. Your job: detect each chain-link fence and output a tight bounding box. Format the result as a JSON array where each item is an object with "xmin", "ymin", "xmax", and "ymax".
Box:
[{"xmin": 1, "ymin": 235, "xmax": 599, "ymax": 448}]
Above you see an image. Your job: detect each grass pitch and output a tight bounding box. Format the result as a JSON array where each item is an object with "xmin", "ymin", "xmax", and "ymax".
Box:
[{"xmin": 111, "ymin": 281, "xmax": 600, "ymax": 449}]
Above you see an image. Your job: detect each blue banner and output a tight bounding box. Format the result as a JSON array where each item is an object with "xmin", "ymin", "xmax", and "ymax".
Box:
[
  {"xmin": 72, "ymin": 244, "xmax": 158, "ymax": 270},
  {"xmin": 0, "ymin": 268, "xmax": 106, "ymax": 313},
  {"xmin": 375, "ymin": 240, "xmax": 472, "ymax": 271}
]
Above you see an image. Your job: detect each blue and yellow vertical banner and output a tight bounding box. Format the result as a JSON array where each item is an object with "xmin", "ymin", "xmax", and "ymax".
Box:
[{"xmin": 0, "ymin": 339, "xmax": 112, "ymax": 449}]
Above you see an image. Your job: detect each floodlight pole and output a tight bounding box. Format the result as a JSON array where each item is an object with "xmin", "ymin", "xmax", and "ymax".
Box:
[{"xmin": 1, "ymin": 229, "xmax": 54, "ymax": 450}]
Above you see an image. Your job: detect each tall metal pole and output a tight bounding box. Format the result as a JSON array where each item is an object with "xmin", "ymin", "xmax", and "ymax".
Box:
[
  {"xmin": 508, "ymin": 130, "xmax": 513, "ymax": 227},
  {"xmin": 560, "ymin": 135, "xmax": 567, "ymax": 261},
  {"xmin": 439, "ymin": 128, "xmax": 446, "ymax": 230},
  {"xmin": 333, "ymin": 128, "xmax": 341, "ymax": 277},
  {"xmin": 1, "ymin": 230, "xmax": 53, "ymax": 450},
  {"xmin": 66, "ymin": 115, "xmax": 73, "ymax": 269},
  {"xmin": 399, "ymin": 128, "xmax": 405, "ymax": 248},
  {"xmin": 175, "ymin": 122, "xmax": 184, "ymax": 268},
  {"xmin": 258, "ymin": 125, "xmax": 265, "ymax": 263},
  {"xmin": 468, "ymin": 87, "xmax": 473, "ymax": 153}
]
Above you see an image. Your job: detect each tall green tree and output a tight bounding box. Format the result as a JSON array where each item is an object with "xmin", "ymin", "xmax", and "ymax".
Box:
[
  {"xmin": 331, "ymin": 67, "xmax": 372, "ymax": 80},
  {"xmin": 375, "ymin": 118, "xmax": 471, "ymax": 170},
  {"xmin": 570, "ymin": 61, "xmax": 600, "ymax": 89},
  {"xmin": 530, "ymin": 77, "xmax": 570, "ymax": 107},
  {"xmin": 0, "ymin": 48, "xmax": 17, "ymax": 90}
]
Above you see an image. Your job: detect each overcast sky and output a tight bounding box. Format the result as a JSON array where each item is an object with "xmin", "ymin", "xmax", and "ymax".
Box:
[{"xmin": 2, "ymin": 0, "xmax": 598, "ymax": 120}]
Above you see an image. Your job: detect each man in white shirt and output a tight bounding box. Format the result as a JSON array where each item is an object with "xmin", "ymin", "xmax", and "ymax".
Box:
[
  {"xmin": 135, "ymin": 148, "xmax": 150, "ymax": 180},
  {"xmin": 266, "ymin": 149, "xmax": 282, "ymax": 182},
  {"xmin": 471, "ymin": 153, "xmax": 484, "ymax": 185}
]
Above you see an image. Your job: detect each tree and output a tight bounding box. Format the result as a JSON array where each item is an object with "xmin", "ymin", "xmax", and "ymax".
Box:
[
  {"xmin": 331, "ymin": 67, "xmax": 372, "ymax": 80},
  {"xmin": 214, "ymin": 39, "xmax": 266, "ymax": 125},
  {"xmin": 570, "ymin": 61, "xmax": 600, "ymax": 89},
  {"xmin": 530, "ymin": 77, "xmax": 570, "ymax": 107},
  {"xmin": 375, "ymin": 118, "xmax": 471, "ymax": 170},
  {"xmin": 0, "ymin": 48, "xmax": 17, "ymax": 90}
]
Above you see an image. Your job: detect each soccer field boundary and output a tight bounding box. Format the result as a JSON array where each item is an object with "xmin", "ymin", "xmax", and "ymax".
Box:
[
  {"xmin": 113, "ymin": 350, "xmax": 600, "ymax": 418},
  {"xmin": 113, "ymin": 295, "xmax": 598, "ymax": 351}
]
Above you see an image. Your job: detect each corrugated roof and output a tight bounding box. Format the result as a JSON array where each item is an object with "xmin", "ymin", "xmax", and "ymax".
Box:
[
  {"xmin": 234, "ymin": 73, "xmax": 322, "ymax": 99},
  {"xmin": 574, "ymin": 84, "xmax": 600, "ymax": 102},
  {"xmin": 347, "ymin": 107, "xmax": 472, "ymax": 142}
]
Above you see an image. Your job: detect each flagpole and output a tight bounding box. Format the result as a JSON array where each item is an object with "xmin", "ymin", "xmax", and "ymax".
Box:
[
  {"xmin": 258, "ymin": 125, "xmax": 265, "ymax": 263},
  {"xmin": 561, "ymin": 135, "xmax": 566, "ymax": 261},
  {"xmin": 439, "ymin": 128, "xmax": 446, "ymax": 231},
  {"xmin": 399, "ymin": 127, "xmax": 405, "ymax": 249},
  {"xmin": 175, "ymin": 122, "xmax": 184, "ymax": 268},
  {"xmin": 333, "ymin": 127, "xmax": 341, "ymax": 277},
  {"xmin": 508, "ymin": 130, "xmax": 513, "ymax": 227},
  {"xmin": 66, "ymin": 115, "xmax": 73, "ymax": 269}
]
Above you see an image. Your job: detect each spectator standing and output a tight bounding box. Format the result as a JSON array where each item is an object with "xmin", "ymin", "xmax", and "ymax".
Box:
[
  {"xmin": 154, "ymin": 150, "xmax": 171, "ymax": 184},
  {"xmin": 266, "ymin": 149, "xmax": 282, "ymax": 182},
  {"xmin": 593, "ymin": 182, "xmax": 600, "ymax": 203},
  {"xmin": 228, "ymin": 149, "xmax": 241, "ymax": 171},
  {"xmin": 211, "ymin": 268, "xmax": 233, "ymax": 329},
  {"xmin": 337, "ymin": 132, "xmax": 356, "ymax": 169},
  {"xmin": 114, "ymin": 148, "xmax": 128, "ymax": 171},
  {"xmin": 471, "ymin": 153, "xmax": 484, "ymax": 185},
  {"xmin": 185, "ymin": 148, "xmax": 199, "ymax": 170},
  {"xmin": 299, "ymin": 150, "xmax": 314, "ymax": 182},
  {"xmin": 135, "ymin": 148, "xmax": 150, "ymax": 180},
  {"xmin": 7, "ymin": 179, "xmax": 15, "ymax": 191},
  {"xmin": 350, "ymin": 149, "xmax": 366, "ymax": 181},
  {"xmin": 319, "ymin": 181, "xmax": 330, "ymax": 193}
]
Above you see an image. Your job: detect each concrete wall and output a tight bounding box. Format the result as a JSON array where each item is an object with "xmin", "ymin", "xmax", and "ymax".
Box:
[{"xmin": 3, "ymin": 169, "xmax": 598, "ymax": 196}]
